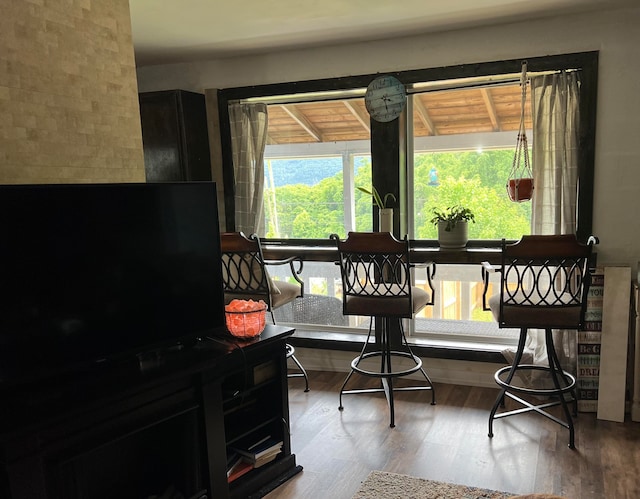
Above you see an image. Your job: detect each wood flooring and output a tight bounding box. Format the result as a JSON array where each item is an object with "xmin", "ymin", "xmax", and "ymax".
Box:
[{"xmin": 266, "ymin": 370, "xmax": 640, "ymax": 499}]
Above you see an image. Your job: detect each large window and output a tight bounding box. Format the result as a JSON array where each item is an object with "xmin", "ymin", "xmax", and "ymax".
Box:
[
  {"xmin": 234, "ymin": 82, "xmax": 533, "ymax": 341},
  {"xmin": 218, "ymin": 52, "xmax": 597, "ymax": 343},
  {"xmin": 239, "ymin": 80, "xmax": 535, "ymax": 241}
]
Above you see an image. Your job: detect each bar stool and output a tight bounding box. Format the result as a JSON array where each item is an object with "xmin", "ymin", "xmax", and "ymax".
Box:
[
  {"xmin": 481, "ymin": 234, "xmax": 598, "ymax": 448},
  {"xmin": 221, "ymin": 232, "xmax": 309, "ymax": 392},
  {"xmin": 330, "ymin": 232, "xmax": 436, "ymax": 427}
]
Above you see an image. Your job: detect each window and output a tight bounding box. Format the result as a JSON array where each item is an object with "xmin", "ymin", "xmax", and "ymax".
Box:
[
  {"xmin": 218, "ymin": 52, "xmax": 597, "ymax": 343},
  {"xmin": 407, "ymin": 81, "xmax": 533, "ymax": 339},
  {"xmin": 263, "ymin": 150, "xmax": 373, "ymax": 239}
]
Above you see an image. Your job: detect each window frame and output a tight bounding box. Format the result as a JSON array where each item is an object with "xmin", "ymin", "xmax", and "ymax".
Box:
[{"xmin": 218, "ymin": 51, "xmax": 597, "ymax": 243}]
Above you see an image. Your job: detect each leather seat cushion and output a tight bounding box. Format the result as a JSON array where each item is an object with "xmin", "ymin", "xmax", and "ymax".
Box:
[
  {"xmin": 488, "ymin": 293, "xmax": 582, "ymax": 329},
  {"xmin": 344, "ymin": 286, "xmax": 430, "ymax": 317},
  {"xmin": 225, "ymin": 280, "xmax": 301, "ymax": 310}
]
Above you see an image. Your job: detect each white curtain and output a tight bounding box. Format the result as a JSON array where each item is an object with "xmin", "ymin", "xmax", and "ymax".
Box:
[
  {"xmin": 504, "ymin": 71, "xmax": 581, "ymax": 375},
  {"xmin": 229, "ymin": 102, "xmax": 268, "ymax": 235}
]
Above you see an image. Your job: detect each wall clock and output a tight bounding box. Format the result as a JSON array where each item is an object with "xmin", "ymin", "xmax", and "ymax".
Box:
[{"xmin": 364, "ymin": 75, "xmax": 407, "ymax": 123}]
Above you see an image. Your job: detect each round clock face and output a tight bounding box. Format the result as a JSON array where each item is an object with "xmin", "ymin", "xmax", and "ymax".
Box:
[{"xmin": 364, "ymin": 75, "xmax": 407, "ymax": 123}]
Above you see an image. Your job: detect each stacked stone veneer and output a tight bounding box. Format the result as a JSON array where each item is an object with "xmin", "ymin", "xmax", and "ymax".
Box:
[{"xmin": 0, "ymin": 0, "xmax": 145, "ymax": 184}]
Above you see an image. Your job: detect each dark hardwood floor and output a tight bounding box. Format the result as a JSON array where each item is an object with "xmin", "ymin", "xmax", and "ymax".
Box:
[{"xmin": 267, "ymin": 370, "xmax": 640, "ymax": 499}]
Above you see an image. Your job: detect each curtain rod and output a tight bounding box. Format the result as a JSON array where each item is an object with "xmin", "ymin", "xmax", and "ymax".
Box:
[
  {"xmin": 238, "ymin": 69, "xmax": 580, "ymax": 104},
  {"xmin": 407, "ymin": 68, "xmax": 578, "ymax": 95}
]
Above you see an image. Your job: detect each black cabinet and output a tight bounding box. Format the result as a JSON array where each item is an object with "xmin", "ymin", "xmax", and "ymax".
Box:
[
  {"xmin": 139, "ymin": 90, "xmax": 212, "ymax": 182},
  {"xmin": 0, "ymin": 326, "xmax": 301, "ymax": 499},
  {"xmin": 223, "ymin": 361, "xmax": 294, "ymax": 498}
]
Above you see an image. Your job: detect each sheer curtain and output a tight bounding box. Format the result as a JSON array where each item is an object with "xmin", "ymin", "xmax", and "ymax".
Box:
[
  {"xmin": 505, "ymin": 71, "xmax": 581, "ymax": 374},
  {"xmin": 229, "ymin": 102, "xmax": 268, "ymax": 235}
]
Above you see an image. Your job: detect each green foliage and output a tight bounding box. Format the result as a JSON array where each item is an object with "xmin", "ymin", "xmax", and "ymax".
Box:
[
  {"xmin": 429, "ymin": 205, "xmax": 475, "ymax": 232},
  {"xmin": 413, "ymin": 150, "xmax": 530, "ymax": 240},
  {"xmin": 265, "ymin": 173, "xmax": 345, "ymax": 238},
  {"xmin": 356, "ymin": 185, "xmax": 396, "ymax": 209},
  {"xmin": 263, "ymin": 148, "xmax": 532, "ymax": 240}
]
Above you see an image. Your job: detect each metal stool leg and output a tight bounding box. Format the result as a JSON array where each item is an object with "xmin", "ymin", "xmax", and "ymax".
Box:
[
  {"xmin": 286, "ymin": 343, "xmax": 310, "ymax": 392},
  {"xmin": 489, "ymin": 327, "xmax": 527, "ymax": 438},
  {"xmin": 339, "ymin": 317, "xmax": 374, "ymax": 411},
  {"xmin": 382, "ymin": 318, "xmax": 395, "ymax": 428},
  {"xmin": 489, "ymin": 327, "xmax": 577, "ymax": 449},
  {"xmin": 339, "ymin": 316, "xmax": 435, "ymax": 427},
  {"xmin": 398, "ymin": 318, "xmax": 436, "ymax": 406},
  {"xmin": 545, "ymin": 329, "xmax": 575, "ymax": 449}
]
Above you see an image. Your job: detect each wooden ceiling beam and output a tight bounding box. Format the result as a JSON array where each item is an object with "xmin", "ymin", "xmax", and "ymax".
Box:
[
  {"xmin": 414, "ymin": 97, "xmax": 437, "ymax": 136},
  {"xmin": 343, "ymin": 101, "xmax": 370, "ymax": 134},
  {"xmin": 279, "ymin": 104, "xmax": 322, "ymax": 142},
  {"xmin": 480, "ymin": 88, "xmax": 500, "ymax": 132}
]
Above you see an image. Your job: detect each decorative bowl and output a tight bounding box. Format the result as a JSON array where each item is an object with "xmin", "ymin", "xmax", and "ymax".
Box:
[{"xmin": 225, "ymin": 300, "xmax": 267, "ymax": 338}]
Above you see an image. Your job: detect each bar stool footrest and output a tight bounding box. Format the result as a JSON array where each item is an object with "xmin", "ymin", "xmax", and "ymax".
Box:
[
  {"xmin": 351, "ymin": 350, "xmax": 423, "ymax": 378},
  {"xmin": 494, "ymin": 364, "xmax": 576, "ymax": 396}
]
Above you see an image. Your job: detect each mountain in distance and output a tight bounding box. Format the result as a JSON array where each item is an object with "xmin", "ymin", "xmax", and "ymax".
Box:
[{"xmin": 265, "ymin": 157, "xmax": 368, "ymax": 187}]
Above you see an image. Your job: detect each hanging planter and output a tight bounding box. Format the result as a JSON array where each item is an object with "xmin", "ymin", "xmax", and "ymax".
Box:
[
  {"xmin": 507, "ymin": 177, "xmax": 534, "ymax": 202},
  {"xmin": 507, "ymin": 61, "xmax": 534, "ymax": 203}
]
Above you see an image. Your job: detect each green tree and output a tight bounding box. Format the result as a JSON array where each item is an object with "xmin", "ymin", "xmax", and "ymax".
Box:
[
  {"xmin": 266, "ymin": 173, "xmax": 345, "ymax": 238},
  {"xmin": 413, "ymin": 149, "xmax": 530, "ymax": 239},
  {"xmin": 265, "ymin": 147, "xmax": 531, "ymax": 240},
  {"xmin": 416, "ymin": 176, "xmax": 529, "ymax": 239}
]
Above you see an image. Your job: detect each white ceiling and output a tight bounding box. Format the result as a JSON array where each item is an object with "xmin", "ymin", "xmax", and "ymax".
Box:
[{"xmin": 129, "ymin": 0, "xmax": 634, "ymax": 67}]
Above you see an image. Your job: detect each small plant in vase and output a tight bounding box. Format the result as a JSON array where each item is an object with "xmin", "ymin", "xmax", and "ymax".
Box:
[
  {"xmin": 430, "ymin": 205, "xmax": 475, "ymax": 248},
  {"xmin": 357, "ymin": 185, "xmax": 396, "ymax": 233}
]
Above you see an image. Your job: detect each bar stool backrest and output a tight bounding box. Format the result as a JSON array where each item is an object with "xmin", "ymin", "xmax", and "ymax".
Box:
[
  {"xmin": 489, "ymin": 234, "xmax": 597, "ymax": 330},
  {"xmin": 331, "ymin": 232, "xmax": 429, "ymax": 319},
  {"xmin": 220, "ymin": 232, "xmax": 303, "ymax": 318},
  {"xmin": 220, "ymin": 231, "xmax": 273, "ymax": 303}
]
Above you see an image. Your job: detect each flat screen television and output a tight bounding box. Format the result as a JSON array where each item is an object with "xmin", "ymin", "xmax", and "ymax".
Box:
[{"xmin": 0, "ymin": 182, "xmax": 225, "ymax": 387}]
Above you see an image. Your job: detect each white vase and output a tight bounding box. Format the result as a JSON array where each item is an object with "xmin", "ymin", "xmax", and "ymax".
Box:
[
  {"xmin": 437, "ymin": 220, "xmax": 468, "ymax": 249},
  {"xmin": 379, "ymin": 208, "xmax": 393, "ymax": 233}
]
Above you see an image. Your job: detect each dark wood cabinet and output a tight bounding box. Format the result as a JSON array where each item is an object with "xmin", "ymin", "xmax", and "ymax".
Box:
[
  {"xmin": 139, "ymin": 89, "xmax": 212, "ymax": 182},
  {"xmin": 0, "ymin": 326, "xmax": 301, "ymax": 499}
]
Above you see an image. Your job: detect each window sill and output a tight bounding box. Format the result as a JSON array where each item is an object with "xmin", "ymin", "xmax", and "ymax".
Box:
[{"xmin": 287, "ymin": 328, "xmax": 508, "ymax": 364}]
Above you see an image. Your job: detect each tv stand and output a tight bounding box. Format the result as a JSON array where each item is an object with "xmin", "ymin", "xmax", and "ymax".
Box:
[{"xmin": 0, "ymin": 326, "xmax": 301, "ymax": 499}]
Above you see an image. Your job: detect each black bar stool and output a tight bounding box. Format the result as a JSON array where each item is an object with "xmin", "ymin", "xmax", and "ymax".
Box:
[
  {"xmin": 221, "ymin": 232, "xmax": 309, "ymax": 392},
  {"xmin": 330, "ymin": 232, "xmax": 436, "ymax": 427},
  {"xmin": 481, "ymin": 234, "xmax": 598, "ymax": 448}
]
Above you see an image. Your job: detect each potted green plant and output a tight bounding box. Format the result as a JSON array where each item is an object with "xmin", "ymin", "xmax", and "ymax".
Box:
[
  {"xmin": 357, "ymin": 185, "xmax": 396, "ymax": 233},
  {"xmin": 430, "ymin": 205, "xmax": 475, "ymax": 248}
]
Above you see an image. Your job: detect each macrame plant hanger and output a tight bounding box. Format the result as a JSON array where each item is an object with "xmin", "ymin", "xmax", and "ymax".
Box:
[{"xmin": 507, "ymin": 61, "xmax": 534, "ymax": 202}]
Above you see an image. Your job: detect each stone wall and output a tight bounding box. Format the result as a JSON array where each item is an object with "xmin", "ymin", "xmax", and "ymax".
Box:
[{"xmin": 0, "ymin": 0, "xmax": 145, "ymax": 183}]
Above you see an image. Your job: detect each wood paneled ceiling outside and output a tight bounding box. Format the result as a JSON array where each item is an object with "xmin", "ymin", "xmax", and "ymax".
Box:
[{"xmin": 266, "ymin": 83, "xmax": 531, "ymax": 145}]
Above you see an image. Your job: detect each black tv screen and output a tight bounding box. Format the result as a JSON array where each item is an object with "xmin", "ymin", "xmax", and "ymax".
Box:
[{"xmin": 0, "ymin": 182, "xmax": 225, "ymax": 386}]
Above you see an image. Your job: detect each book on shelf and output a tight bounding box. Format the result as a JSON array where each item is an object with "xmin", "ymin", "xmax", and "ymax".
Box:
[
  {"xmin": 227, "ymin": 452, "xmax": 241, "ymax": 474},
  {"xmin": 226, "ymin": 449, "xmax": 254, "ymax": 483},
  {"xmin": 232, "ymin": 435, "xmax": 283, "ymax": 466},
  {"xmin": 227, "ymin": 459, "xmax": 253, "ymax": 483},
  {"xmin": 576, "ymin": 268, "xmax": 604, "ymax": 412},
  {"xmin": 253, "ymin": 446, "xmax": 283, "ymax": 468}
]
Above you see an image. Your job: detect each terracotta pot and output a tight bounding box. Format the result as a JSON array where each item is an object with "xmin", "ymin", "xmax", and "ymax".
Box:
[{"xmin": 507, "ymin": 177, "xmax": 534, "ymax": 202}]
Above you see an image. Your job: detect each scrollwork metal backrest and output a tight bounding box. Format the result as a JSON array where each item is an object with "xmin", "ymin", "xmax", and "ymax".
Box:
[
  {"xmin": 497, "ymin": 234, "xmax": 597, "ymax": 329},
  {"xmin": 330, "ymin": 232, "xmax": 427, "ymax": 318},
  {"xmin": 502, "ymin": 256, "xmax": 587, "ymax": 307},
  {"xmin": 220, "ymin": 232, "xmax": 270, "ymax": 298},
  {"xmin": 341, "ymin": 249, "xmax": 411, "ymax": 298}
]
